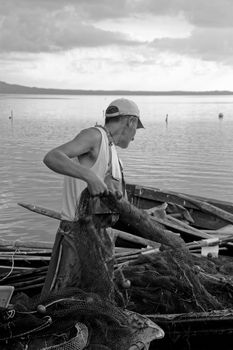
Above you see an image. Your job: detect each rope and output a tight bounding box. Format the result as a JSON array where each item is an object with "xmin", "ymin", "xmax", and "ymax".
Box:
[{"xmin": 0, "ymin": 248, "xmax": 19, "ymax": 282}]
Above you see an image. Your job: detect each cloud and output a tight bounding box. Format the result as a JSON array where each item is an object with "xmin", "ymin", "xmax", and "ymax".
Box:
[
  {"xmin": 140, "ymin": 0, "xmax": 233, "ymax": 28},
  {"xmin": 151, "ymin": 27, "xmax": 233, "ymax": 65},
  {"xmin": 1, "ymin": 0, "xmax": 233, "ymax": 86},
  {"xmin": 2, "ymin": 0, "xmax": 233, "ymax": 29},
  {"xmin": 31, "ymin": 0, "xmax": 233, "ymax": 28},
  {"xmin": 0, "ymin": 4, "xmax": 142, "ymax": 53},
  {"xmin": 1, "ymin": 0, "xmax": 232, "ymax": 55},
  {"xmin": 0, "ymin": 0, "xmax": 132, "ymax": 24}
]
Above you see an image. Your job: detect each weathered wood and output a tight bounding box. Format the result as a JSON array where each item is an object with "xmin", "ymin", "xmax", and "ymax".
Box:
[
  {"xmin": 18, "ymin": 202, "xmax": 61, "ymax": 220},
  {"xmin": 112, "ymin": 228, "xmax": 161, "ymax": 248},
  {"xmin": 0, "ymin": 238, "xmax": 53, "ymax": 250},
  {"xmin": 170, "ymin": 193, "xmax": 233, "ymax": 225},
  {"xmin": 0, "ymin": 255, "xmax": 50, "ymax": 261},
  {"xmin": 187, "ymin": 234, "xmax": 233, "ymax": 250},
  {"xmin": 165, "ymin": 215, "xmax": 211, "ymax": 238},
  {"xmin": 147, "ymin": 203, "xmax": 194, "ymax": 224},
  {"xmin": 145, "ymin": 204, "xmax": 211, "ymax": 239},
  {"xmin": 115, "ymin": 247, "xmax": 160, "ymax": 264},
  {"xmin": 129, "ymin": 184, "xmax": 233, "ymax": 214},
  {"xmin": 151, "ymin": 215, "xmax": 211, "ymax": 239},
  {"xmin": 203, "ymin": 224, "xmax": 233, "ymax": 236}
]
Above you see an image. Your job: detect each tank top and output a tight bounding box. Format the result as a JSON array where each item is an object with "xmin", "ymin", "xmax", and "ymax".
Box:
[{"xmin": 61, "ymin": 126, "xmax": 123, "ymax": 221}]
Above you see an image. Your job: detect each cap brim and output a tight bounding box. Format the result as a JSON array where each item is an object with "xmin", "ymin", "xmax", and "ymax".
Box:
[{"xmin": 137, "ymin": 118, "xmax": 144, "ymax": 129}]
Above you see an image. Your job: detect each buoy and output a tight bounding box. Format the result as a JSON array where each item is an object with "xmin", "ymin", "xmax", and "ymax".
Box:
[
  {"xmin": 37, "ymin": 304, "xmax": 47, "ymax": 314},
  {"xmin": 122, "ymin": 279, "xmax": 131, "ymax": 289}
]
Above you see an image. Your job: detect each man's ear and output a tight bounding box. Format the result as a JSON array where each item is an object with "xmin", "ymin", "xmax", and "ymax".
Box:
[
  {"xmin": 128, "ymin": 116, "xmax": 137, "ymax": 127},
  {"xmin": 127, "ymin": 116, "xmax": 134, "ymax": 125}
]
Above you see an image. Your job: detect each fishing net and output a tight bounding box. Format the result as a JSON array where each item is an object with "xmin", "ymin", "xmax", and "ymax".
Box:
[
  {"xmin": 41, "ymin": 188, "xmax": 117, "ymax": 301},
  {"xmin": 0, "ymin": 194, "xmax": 135, "ymax": 350},
  {"xmin": 41, "ymin": 322, "xmax": 88, "ymax": 350},
  {"xmin": 2, "ymin": 191, "xmax": 233, "ymax": 348},
  {"xmin": 116, "ymin": 249, "xmax": 233, "ymax": 315},
  {"xmin": 0, "ymin": 287, "xmax": 134, "ymax": 350},
  {"xmin": 100, "ymin": 192, "xmax": 233, "ymax": 314}
]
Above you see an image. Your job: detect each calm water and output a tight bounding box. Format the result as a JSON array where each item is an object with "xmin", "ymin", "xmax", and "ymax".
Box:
[{"xmin": 1, "ymin": 94, "xmax": 233, "ymax": 242}]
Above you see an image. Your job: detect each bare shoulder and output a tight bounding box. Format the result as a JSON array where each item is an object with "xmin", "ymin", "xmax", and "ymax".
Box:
[
  {"xmin": 75, "ymin": 127, "xmax": 102, "ymax": 145},
  {"xmin": 74, "ymin": 127, "xmax": 102, "ymax": 162},
  {"xmin": 71, "ymin": 126, "xmax": 103, "ymax": 159},
  {"xmin": 46, "ymin": 127, "xmax": 102, "ymax": 159}
]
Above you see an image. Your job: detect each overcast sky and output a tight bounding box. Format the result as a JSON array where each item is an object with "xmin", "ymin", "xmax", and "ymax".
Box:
[{"xmin": 1, "ymin": 0, "xmax": 233, "ymax": 91}]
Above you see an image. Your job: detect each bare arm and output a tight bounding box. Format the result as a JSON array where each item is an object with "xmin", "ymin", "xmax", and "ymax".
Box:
[{"xmin": 43, "ymin": 128, "xmax": 108, "ymax": 195}]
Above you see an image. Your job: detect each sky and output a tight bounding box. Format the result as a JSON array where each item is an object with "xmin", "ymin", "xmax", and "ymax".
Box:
[{"xmin": 0, "ymin": 0, "xmax": 233, "ymax": 91}]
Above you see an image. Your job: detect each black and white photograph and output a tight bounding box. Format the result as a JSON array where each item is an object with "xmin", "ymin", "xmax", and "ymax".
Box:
[{"xmin": 1, "ymin": 1, "xmax": 233, "ymax": 349}]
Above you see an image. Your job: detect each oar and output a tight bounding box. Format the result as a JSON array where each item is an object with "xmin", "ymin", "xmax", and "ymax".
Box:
[
  {"xmin": 112, "ymin": 228, "xmax": 161, "ymax": 248},
  {"xmin": 17, "ymin": 201, "xmax": 210, "ymax": 249},
  {"xmin": 187, "ymin": 234, "xmax": 233, "ymax": 250},
  {"xmin": 18, "ymin": 202, "xmax": 61, "ymax": 220},
  {"xmin": 17, "ymin": 202, "xmax": 160, "ymax": 248}
]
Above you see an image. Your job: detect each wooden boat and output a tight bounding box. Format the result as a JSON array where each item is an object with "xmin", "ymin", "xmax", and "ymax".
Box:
[
  {"xmin": 124, "ymin": 183, "xmax": 233, "ymax": 233},
  {"xmin": 1, "ymin": 183, "xmax": 233, "ymax": 349},
  {"xmin": 1, "ymin": 183, "xmax": 233, "ymax": 275}
]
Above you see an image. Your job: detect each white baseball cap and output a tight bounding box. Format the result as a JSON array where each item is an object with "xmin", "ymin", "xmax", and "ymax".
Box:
[{"xmin": 105, "ymin": 98, "xmax": 144, "ymax": 129}]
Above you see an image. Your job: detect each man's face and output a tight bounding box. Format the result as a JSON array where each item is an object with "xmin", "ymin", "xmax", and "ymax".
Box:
[{"xmin": 118, "ymin": 116, "xmax": 138, "ymax": 148}]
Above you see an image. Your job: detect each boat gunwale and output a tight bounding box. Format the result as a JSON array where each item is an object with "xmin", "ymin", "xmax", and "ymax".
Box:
[{"xmin": 126, "ymin": 183, "xmax": 233, "ymax": 211}]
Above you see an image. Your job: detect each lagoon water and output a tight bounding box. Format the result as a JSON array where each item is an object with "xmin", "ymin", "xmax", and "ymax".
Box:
[{"xmin": 1, "ymin": 94, "xmax": 233, "ymax": 242}]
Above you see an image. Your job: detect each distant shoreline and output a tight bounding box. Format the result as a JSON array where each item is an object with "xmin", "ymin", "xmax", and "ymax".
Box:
[{"xmin": 1, "ymin": 81, "xmax": 233, "ymax": 96}]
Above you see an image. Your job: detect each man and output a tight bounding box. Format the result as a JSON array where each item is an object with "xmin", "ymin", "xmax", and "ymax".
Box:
[{"xmin": 41, "ymin": 98, "xmax": 144, "ymax": 298}]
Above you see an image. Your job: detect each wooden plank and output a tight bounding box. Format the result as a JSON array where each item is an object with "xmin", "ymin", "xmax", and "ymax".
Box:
[
  {"xmin": 0, "ymin": 238, "xmax": 53, "ymax": 250},
  {"xmin": 132, "ymin": 185, "xmax": 199, "ymax": 209},
  {"xmin": 112, "ymin": 228, "xmax": 161, "ymax": 248},
  {"xmin": 164, "ymin": 215, "xmax": 211, "ymax": 239},
  {"xmin": 0, "ymin": 255, "xmax": 50, "ymax": 261},
  {"xmin": 172, "ymin": 193, "xmax": 233, "ymax": 225}
]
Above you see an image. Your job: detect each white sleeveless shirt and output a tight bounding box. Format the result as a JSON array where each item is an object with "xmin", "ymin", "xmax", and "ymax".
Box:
[{"xmin": 61, "ymin": 127, "xmax": 122, "ymax": 221}]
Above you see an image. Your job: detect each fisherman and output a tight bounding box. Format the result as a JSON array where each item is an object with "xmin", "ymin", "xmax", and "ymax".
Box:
[{"xmin": 41, "ymin": 98, "xmax": 144, "ymax": 298}]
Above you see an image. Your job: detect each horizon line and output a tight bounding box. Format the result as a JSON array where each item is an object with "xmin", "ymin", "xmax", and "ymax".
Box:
[{"xmin": 1, "ymin": 81, "xmax": 233, "ymax": 95}]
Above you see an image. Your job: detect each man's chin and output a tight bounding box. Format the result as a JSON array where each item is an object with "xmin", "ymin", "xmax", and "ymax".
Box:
[{"xmin": 119, "ymin": 143, "xmax": 129, "ymax": 149}]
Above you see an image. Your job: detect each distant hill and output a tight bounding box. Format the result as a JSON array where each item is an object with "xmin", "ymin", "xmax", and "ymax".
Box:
[{"xmin": 0, "ymin": 81, "xmax": 233, "ymax": 96}]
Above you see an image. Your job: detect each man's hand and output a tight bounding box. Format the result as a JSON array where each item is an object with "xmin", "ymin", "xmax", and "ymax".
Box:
[{"xmin": 86, "ymin": 172, "xmax": 109, "ymax": 197}]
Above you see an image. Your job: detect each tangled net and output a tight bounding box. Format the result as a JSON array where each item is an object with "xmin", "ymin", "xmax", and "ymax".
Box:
[
  {"xmin": 0, "ymin": 287, "xmax": 134, "ymax": 350},
  {"xmin": 2, "ymin": 192, "xmax": 233, "ymax": 348},
  {"xmin": 116, "ymin": 248, "xmax": 233, "ymax": 315}
]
